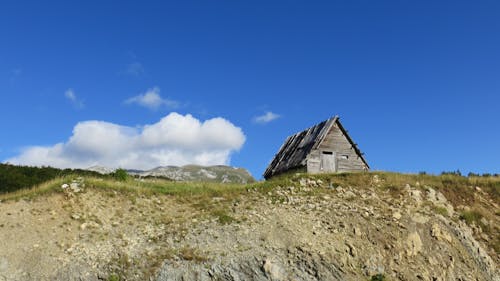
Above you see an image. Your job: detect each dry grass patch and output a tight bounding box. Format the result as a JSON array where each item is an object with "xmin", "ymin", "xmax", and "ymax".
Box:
[
  {"xmin": 178, "ymin": 247, "xmax": 208, "ymax": 262},
  {"xmin": 210, "ymin": 209, "xmax": 236, "ymax": 225}
]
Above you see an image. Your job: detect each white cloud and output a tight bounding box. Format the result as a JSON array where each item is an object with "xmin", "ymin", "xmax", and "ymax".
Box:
[
  {"xmin": 253, "ymin": 111, "xmax": 280, "ymax": 124},
  {"xmin": 6, "ymin": 113, "xmax": 245, "ymax": 170},
  {"xmin": 64, "ymin": 89, "xmax": 84, "ymax": 109},
  {"xmin": 125, "ymin": 87, "xmax": 178, "ymax": 110},
  {"xmin": 126, "ymin": 62, "xmax": 144, "ymax": 76}
]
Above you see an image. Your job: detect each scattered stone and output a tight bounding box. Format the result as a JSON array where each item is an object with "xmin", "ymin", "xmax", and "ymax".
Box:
[
  {"xmin": 409, "ymin": 189, "xmax": 422, "ymax": 205},
  {"xmin": 80, "ymin": 221, "xmax": 99, "ymax": 230},
  {"xmin": 353, "ymin": 227, "xmax": 362, "ymax": 237},
  {"xmin": 0, "ymin": 174, "xmax": 498, "ymax": 281},
  {"xmin": 406, "ymin": 232, "xmax": 423, "ymax": 257},
  {"xmin": 431, "ymin": 223, "xmax": 452, "ymax": 243},
  {"xmin": 346, "ymin": 243, "xmax": 357, "ymax": 257},
  {"xmin": 307, "ymin": 179, "xmax": 318, "ymax": 187},
  {"xmin": 479, "ymin": 217, "xmax": 489, "ymax": 227},
  {"xmin": 299, "ymin": 178, "xmax": 307, "ymax": 187},
  {"xmin": 411, "ymin": 213, "xmax": 429, "ymax": 224},
  {"xmin": 426, "ymin": 188, "xmax": 447, "ymax": 204},
  {"xmin": 262, "ymin": 258, "xmax": 286, "ymax": 281},
  {"xmin": 392, "ymin": 212, "xmax": 402, "ymax": 220},
  {"xmin": 343, "ymin": 190, "xmax": 356, "ymax": 200}
]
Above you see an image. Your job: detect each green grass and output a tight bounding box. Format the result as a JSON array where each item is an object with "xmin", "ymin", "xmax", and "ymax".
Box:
[
  {"xmin": 107, "ymin": 274, "xmax": 120, "ymax": 281},
  {"xmin": 0, "ymin": 175, "xmax": 253, "ymax": 221},
  {"xmin": 210, "ymin": 209, "xmax": 236, "ymax": 225},
  {"xmin": 2, "ymin": 171, "xmax": 498, "ymax": 207},
  {"xmin": 433, "ymin": 206, "xmax": 449, "ymax": 217},
  {"xmin": 459, "ymin": 210, "xmax": 484, "ymax": 225}
]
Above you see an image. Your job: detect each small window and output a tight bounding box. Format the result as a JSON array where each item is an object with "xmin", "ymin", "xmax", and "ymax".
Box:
[
  {"xmin": 322, "ymin": 151, "xmax": 333, "ymax": 155},
  {"xmin": 341, "ymin": 155, "xmax": 349, "ymax": 160}
]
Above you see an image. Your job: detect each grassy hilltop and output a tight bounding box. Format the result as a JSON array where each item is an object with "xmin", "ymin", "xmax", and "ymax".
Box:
[{"xmin": 0, "ymin": 167, "xmax": 498, "ymax": 280}]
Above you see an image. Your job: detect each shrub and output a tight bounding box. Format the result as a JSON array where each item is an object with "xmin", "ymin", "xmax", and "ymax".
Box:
[
  {"xmin": 441, "ymin": 170, "xmax": 462, "ymax": 176},
  {"xmin": 459, "ymin": 210, "xmax": 483, "ymax": 225},
  {"xmin": 0, "ymin": 163, "xmax": 103, "ymax": 194},
  {"xmin": 113, "ymin": 169, "xmax": 129, "ymax": 181},
  {"xmin": 371, "ymin": 273, "xmax": 386, "ymax": 281},
  {"xmin": 107, "ymin": 274, "xmax": 120, "ymax": 281}
]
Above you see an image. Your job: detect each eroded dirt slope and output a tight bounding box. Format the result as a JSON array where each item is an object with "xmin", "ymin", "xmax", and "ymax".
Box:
[{"xmin": 0, "ymin": 175, "xmax": 498, "ymax": 281}]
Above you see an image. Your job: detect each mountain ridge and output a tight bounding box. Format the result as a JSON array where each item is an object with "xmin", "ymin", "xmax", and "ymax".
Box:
[{"xmin": 86, "ymin": 164, "xmax": 255, "ymax": 184}]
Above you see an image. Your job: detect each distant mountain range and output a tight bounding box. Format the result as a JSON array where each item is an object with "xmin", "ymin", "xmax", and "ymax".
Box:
[
  {"xmin": 86, "ymin": 165, "xmax": 116, "ymax": 175},
  {"xmin": 86, "ymin": 165, "xmax": 255, "ymax": 184}
]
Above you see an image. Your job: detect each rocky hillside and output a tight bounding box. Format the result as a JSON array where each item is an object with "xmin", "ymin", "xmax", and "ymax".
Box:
[
  {"xmin": 0, "ymin": 173, "xmax": 498, "ymax": 281},
  {"xmin": 87, "ymin": 165, "xmax": 255, "ymax": 184},
  {"xmin": 131, "ymin": 165, "xmax": 255, "ymax": 184}
]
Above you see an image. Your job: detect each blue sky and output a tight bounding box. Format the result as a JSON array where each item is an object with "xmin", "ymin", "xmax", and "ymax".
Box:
[{"xmin": 1, "ymin": 1, "xmax": 499, "ymax": 178}]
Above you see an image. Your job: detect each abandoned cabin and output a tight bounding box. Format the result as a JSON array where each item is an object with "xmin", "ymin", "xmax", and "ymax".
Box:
[{"xmin": 263, "ymin": 116, "xmax": 369, "ymax": 179}]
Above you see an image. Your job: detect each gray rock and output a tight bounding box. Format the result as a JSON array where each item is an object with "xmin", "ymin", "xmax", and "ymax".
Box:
[{"xmin": 155, "ymin": 250, "xmax": 345, "ymax": 281}]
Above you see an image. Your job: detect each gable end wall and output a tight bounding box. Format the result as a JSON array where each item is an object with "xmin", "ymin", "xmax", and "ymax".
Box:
[{"xmin": 307, "ymin": 122, "xmax": 367, "ymax": 172}]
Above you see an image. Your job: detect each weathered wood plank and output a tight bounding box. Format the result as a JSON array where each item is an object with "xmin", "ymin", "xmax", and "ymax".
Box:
[{"xmin": 264, "ymin": 116, "xmax": 368, "ymax": 179}]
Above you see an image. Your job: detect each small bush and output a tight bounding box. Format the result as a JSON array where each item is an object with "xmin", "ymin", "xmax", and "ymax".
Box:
[
  {"xmin": 211, "ymin": 209, "xmax": 236, "ymax": 225},
  {"xmin": 107, "ymin": 274, "xmax": 120, "ymax": 281},
  {"xmin": 459, "ymin": 210, "xmax": 483, "ymax": 225},
  {"xmin": 441, "ymin": 170, "xmax": 462, "ymax": 176},
  {"xmin": 371, "ymin": 273, "xmax": 386, "ymax": 281},
  {"xmin": 113, "ymin": 169, "xmax": 129, "ymax": 181}
]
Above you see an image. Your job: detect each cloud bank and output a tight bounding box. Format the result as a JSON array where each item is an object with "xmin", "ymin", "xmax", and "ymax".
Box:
[
  {"xmin": 253, "ymin": 111, "xmax": 280, "ymax": 124},
  {"xmin": 6, "ymin": 113, "xmax": 245, "ymax": 170},
  {"xmin": 125, "ymin": 87, "xmax": 178, "ymax": 110}
]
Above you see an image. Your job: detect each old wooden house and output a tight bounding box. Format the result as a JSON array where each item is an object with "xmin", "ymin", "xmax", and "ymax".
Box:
[{"xmin": 263, "ymin": 116, "xmax": 369, "ymax": 179}]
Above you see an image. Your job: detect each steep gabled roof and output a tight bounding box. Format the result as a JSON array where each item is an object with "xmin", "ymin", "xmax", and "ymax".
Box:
[{"xmin": 263, "ymin": 116, "xmax": 368, "ymax": 179}]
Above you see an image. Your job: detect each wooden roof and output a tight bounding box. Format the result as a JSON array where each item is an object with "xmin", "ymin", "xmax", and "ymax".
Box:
[{"xmin": 263, "ymin": 116, "xmax": 368, "ymax": 179}]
